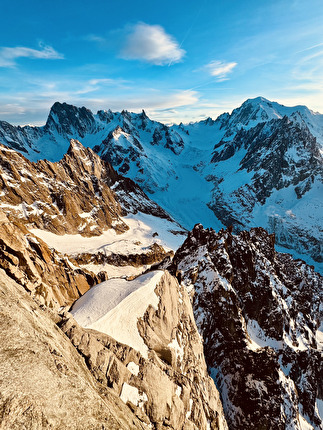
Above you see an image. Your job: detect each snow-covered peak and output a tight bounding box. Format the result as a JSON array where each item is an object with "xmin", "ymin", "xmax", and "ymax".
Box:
[
  {"xmin": 228, "ymin": 97, "xmax": 323, "ymax": 146},
  {"xmin": 228, "ymin": 97, "xmax": 284, "ymax": 130}
]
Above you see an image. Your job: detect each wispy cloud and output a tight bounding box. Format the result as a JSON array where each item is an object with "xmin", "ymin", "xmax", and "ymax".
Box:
[
  {"xmin": 88, "ymin": 78, "xmax": 128, "ymax": 86},
  {"xmin": 74, "ymin": 78, "xmax": 130, "ymax": 95},
  {"xmin": 83, "ymin": 34, "xmax": 106, "ymax": 43},
  {"xmin": 291, "ymin": 45, "xmax": 323, "ymax": 86},
  {"xmin": 0, "ymin": 103, "xmax": 27, "ymax": 117},
  {"xmin": 295, "ymin": 42, "xmax": 323, "ymax": 54},
  {"xmin": 0, "ymin": 70, "xmax": 199, "ymax": 125},
  {"xmin": 204, "ymin": 60, "xmax": 238, "ymax": 81},
  {"xmin": 0, "ymin": 44, "xmax": 64, "ymax": 67},
  {"xmin": 120, "ymin": 23, "xmax": 185, "ymax": 66}
]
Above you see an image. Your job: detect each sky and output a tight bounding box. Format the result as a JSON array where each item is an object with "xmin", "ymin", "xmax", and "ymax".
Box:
[{"xmin": 1, "ymin": 0, "xmax": 323, "ymax": 125}]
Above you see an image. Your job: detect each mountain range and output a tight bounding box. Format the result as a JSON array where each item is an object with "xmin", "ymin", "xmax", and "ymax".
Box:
[
  {"xmin": 1, "ymin": 96, "xmax": 322, "ymax": 270},
  {"xmin": 0, "ymin": 97, "xmax": 322, "ymax": 429}
]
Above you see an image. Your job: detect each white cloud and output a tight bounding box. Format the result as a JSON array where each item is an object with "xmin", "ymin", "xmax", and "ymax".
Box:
[
  {"xmin": 0, "ymin": 44, "xmax": 64, "ymax": 67},
  {"xmin": 205, "ymin": 60, "xmax": 237, "ymax": 81},
  {"xmin": 120, "ymin": 23, "xmax": 185, "ymax": 65},
  {"xmin": 0, "ymin": 103, "xmax": 26, "ymax": 116}
]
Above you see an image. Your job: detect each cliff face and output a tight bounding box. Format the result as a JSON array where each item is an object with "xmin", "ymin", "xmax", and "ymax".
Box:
[
  {"xmin": 169, "ymin": 224, "xmax": 323, "ymax": 430},
  {"xmin": 0, "ymin": 209, "xmax": 102, "ymax": 309},
  {"xmin": 65, "ymin": 270, "xmax": 228, "ymax": 430},
  {"xmin": 0, "ymin": 140, "xmax": 126, "ymax": 236},
  {"xmin": 0, "ymin": 268, "xmax": 144, "ymax": 430}
]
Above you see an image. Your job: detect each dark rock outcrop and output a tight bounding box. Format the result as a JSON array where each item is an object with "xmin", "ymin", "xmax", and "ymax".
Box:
[
  {"xmin": 168, "ymin": 224, "xmax": 323, "ymax": 429},
  {"xmin": 72, "ymin": 243, "xmax": 174, "ymax": 269}
]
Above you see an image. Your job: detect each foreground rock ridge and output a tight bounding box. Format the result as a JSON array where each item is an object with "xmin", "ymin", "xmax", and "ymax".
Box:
[
  {"xmin": 0, "ymin": 268, "xmax": 145, "ymax": 430},
  {"xmin": 0, "ymin": 97, "xmax": 322, "ymax": 267},
  {"xmin": 168, "ymin": 224, "xmax": 323, "ymax": 430}
]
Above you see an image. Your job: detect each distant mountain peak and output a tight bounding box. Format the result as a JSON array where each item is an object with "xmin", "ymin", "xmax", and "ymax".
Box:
[
  {"xmin": 245, "ymin": 95, "xmax": 271, "ymax": 104},
  {"xmin": 45, "ymin": 101, "xmax": 96, "ymax": 137}
]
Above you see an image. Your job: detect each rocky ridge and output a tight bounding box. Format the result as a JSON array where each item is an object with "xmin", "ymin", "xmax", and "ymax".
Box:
[
  {"xmin": 63, "ymin": 271, "xmax": 228, "ymax": 430},
  {"xmin": 0, "ymin": 139, "xmax": 183, "ymax": 285},
  {"xmin": 167, "ymin": 224, "xmax": 323, "ymax": 429},
  {"xmin": 0, "ymin": 140, "xmax": 125, "ymax": 235}
]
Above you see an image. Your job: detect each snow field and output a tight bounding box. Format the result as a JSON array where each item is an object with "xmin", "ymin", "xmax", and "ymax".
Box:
[{"xmin": 30, "ymin": 212, "xmax": 185, "ymax": 255}]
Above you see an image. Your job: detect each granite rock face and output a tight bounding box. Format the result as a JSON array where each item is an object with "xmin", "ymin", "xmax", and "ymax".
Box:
[
  {"xmin": 0, "ymin": 140, "xmax": 126, "ymax": 236},
  {"xmin": 0, "ymin": 209, "xmax": 102, "ymax": 309},
  {"xmin": 169, "ymin": 224, "xmax": 323, "ymax": 430},
  {"xmin": 0, "ymin": 268, "xmax": 144, "ymax": 430}
]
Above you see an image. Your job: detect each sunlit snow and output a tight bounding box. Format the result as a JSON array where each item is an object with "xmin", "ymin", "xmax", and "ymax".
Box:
[{"xmin": 71, "ymin": 270, "xmax": 163, "ymax": 358}]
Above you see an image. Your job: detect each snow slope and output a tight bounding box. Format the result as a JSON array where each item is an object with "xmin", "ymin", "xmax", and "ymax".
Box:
[
  {"xmin": 30, "ymin": 213, "xmax": 185, "ymax": 255},
  {"xmin": 30, "ymin": 212, "xmax": 186, "ymax": 278},
  {"xmin": 71, "ymin": 270, "xmax": 164, "ymax": 358}
]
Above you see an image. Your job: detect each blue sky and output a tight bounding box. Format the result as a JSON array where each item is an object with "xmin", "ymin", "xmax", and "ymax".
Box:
[{"xmin": 1, "ymin": 0, "xmax": 323, "ymax": 125}]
